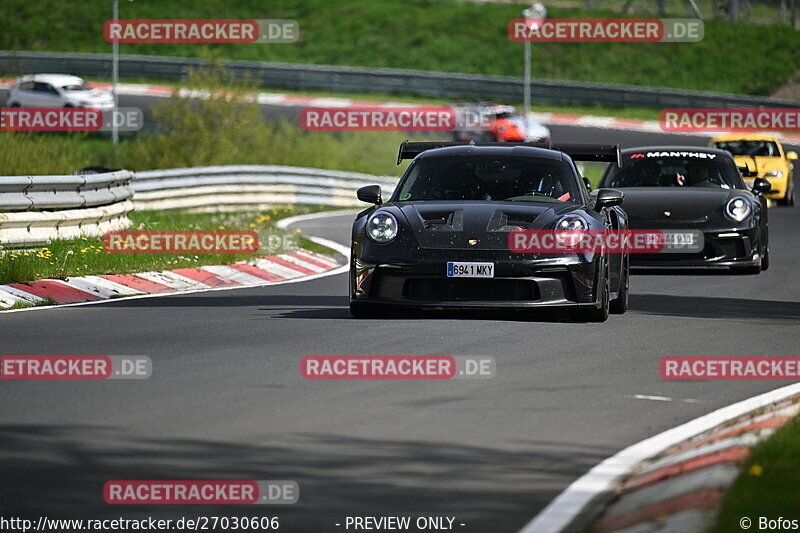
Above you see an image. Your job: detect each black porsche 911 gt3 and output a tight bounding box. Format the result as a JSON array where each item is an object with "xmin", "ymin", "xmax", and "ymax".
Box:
[
  {"xmin": 349, "ymin": 141, "xmax": 630, "ymax": 322},
  {"xmin": 598, "ymin": 147, "xmax": 770, "ymax": 274}
]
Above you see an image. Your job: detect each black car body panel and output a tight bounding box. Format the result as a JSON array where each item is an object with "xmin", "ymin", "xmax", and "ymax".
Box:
[
  {"xmin": 350, "ymin": 144, "xmax": 629, "ymax": 314},
  {"xmin": 599, "ymin": 146, "xmax": 768, "ymax": 269}
]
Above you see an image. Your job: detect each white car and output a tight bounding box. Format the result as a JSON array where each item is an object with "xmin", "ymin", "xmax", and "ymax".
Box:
[{"xmin": 7, "ymin": 74, "xmax": 115, "ymax": 111}]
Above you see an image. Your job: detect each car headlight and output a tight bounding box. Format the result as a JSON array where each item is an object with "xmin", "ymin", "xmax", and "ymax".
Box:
[
  {"xmin": 555, "ymin": 214, "xmax": 587, "ymax": 230},
  {"xmin": 724, "ymin": 196, "xmax": 752, "ymax": 222},
  {"xmin": 366, "ymin": 211, "xmax": 398, "ymax": 243},
  {"xmin": 764, "ymin": 170, "xmax": 783, "ymax": 178}
]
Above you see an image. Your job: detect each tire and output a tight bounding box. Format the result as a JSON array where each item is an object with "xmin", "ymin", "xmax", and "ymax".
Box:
[
  {"xmin": 572, "ymin": 260, "xmax": 610, "ymax": 322},
  {"xmin": 609, "ymin": 254, "xmax": 629, "ymax": 315},
  {"xmin": 761, "ymin": 247, "xmax": 770, "ymax": 271},
  {"xmin": 9, "ymin": 102, "xmax": 20, "ymax": 107}
]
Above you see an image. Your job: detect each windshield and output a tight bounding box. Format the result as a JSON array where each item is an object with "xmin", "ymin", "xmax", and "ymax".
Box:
[
  {"xmin": 713, "ymin": 140, "xmax": 781, "ymax": 157},
  {"xmin": 60, "ymin": 83, "xmax": 91, "ymax": 91},
  {"xmin": 603, "ymin": 156, "xmax": 744, "ymax": 189},
  {"xmin": 395, "ymin": 155, "xmax": 580, "ymax": 203}
]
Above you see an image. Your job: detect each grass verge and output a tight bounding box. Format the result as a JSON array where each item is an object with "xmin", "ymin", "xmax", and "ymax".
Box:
[
  {"xmin": 710, "ymin": 411, "xmax": 800, "ymax": 532},
  {"xmin": 0, "ymin": 206, "xmax": 341, "ymax": 286}
]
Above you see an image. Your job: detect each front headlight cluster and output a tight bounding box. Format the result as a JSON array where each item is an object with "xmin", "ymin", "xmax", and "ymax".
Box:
[
  {"xmin": 555, "ymin": 214, "xmax": 588, "ymax": 230},
  {"xmin": 366, "ymin": 211, "xmax": 398, "ymax": 243},
  {"xmin": 725, "ymin": 196, "xmax": 752, "ymax": 222}
]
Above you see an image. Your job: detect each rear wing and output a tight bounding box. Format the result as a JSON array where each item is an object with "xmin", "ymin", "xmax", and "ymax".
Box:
[{"xmin": 396, "ymin": 140, "xmax": 622, "ymax": 168}]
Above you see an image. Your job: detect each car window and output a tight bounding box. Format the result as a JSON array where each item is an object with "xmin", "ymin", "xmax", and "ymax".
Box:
[
  {"xmin": 713, "ymin": 140, "xmax": 781, "ymax": 157},
  {"xmin": 395, "ymin": 155, "xmax": 580, "ymax": 203},
  {"xmin": 33, "ymin": 82, "xmax": 59, "ymax": 94},
  {"xmin": 602, "ymin": 156, "xmax": 745, "ymax": 189},
  {"xmin": 16, "ymin": 81, "xmax": 34, "ymax": 91},
  {"xmin": 61, "ymin": 83, "xmax": 90, "ymax": 91}
]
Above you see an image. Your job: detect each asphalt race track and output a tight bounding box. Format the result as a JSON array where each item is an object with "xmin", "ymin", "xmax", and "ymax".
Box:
[{"xmin": 2, "ymin": 90, "xmax": 800, "ymax": 532}]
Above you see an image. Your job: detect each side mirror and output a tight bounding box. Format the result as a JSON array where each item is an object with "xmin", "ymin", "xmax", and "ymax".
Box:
[
  {"xmin": 595, "ymin": 188, "xmax": 624, "ymax": 209},
  {"xmin": 582, "ymin": 176, "xmax": 592, "ymax": 192},
  {"xmin": 752, "ymin": 177, "xmax": 772, "ymax": 195},
  {"xmin": 357, "ymin": 184, "xmax": 383, "ymax": 205},
  {"xmin": 738, "ymin": 166, "xmax": 758, "ymax": 178},
  {"xmin": 787, "ymin": 151, "xmax": 798, "ymax": 160}
]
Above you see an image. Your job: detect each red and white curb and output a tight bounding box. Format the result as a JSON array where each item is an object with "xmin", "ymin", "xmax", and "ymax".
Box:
[
  {"xmin": 0, "ymin": 246, "xmax": 346, "ymax": 312},
  {"xmin": 518, "ymin": 383, "xmax": 800, "ymax": 533},
  {"xmin": 5, "ymin": 78, "xmax": 798, "ymax": 144},
  {"xmin": 589, "ymin": 398, "xmax": 799, "ymax": 532}
]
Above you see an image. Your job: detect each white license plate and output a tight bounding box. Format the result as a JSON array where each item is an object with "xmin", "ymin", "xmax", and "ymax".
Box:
[{"xmin": 447, "ymin": 261, "xmax": 494, "ymax": 278}]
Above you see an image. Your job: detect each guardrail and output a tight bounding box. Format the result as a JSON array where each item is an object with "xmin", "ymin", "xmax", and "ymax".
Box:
[
  {"xmin": 1, "ymin": 50, "xmax": 797, "ymax": 110},
  {"xmin": 0, "ymin": 166, "xmax": 397, "ymax": 247},
  {"xmin": 132, "ymin": 166, "xmax": 398, "ymax": 212}
]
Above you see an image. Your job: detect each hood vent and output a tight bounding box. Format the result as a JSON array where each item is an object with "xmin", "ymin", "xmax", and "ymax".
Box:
[
  {"xmin": 487, "ymin": 210, "xmax": 539, "ymax": 232},
  {"xmin": 417, "ymin": 209, "xmax": 464, "ymax": 231}
]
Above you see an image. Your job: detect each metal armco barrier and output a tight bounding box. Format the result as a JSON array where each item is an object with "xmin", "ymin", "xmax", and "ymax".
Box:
[
  {"xmin": 0, "ymin": 166, "xmax": 397, "ymax": 247},
  {"xmin": 1, "ymin": 50, "xmax": 797, "ymax": 109},
  {"xmin": 132, "ymin": 166, "xmax": 398, "ymax": 212},
  {"xmin": 0, "ymin": 170, "xmax": 135, "ymax": 247}
]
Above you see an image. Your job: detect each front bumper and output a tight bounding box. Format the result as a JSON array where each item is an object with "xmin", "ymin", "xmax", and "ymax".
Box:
[
  {"xmin": 631, "ymin": 227, "xmax": 761, "ymax": 268},
  {"xmin": 350, "ymin": 253, "xmax": 600, "ymax": 309}
]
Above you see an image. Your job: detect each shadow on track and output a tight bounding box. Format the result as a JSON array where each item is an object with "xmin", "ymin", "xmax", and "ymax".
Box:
[
  {"xmin": 632, "ymin": 268, "xmax": 759, "ymax": 276},
  {"xmin": 630, "ymin": 294, "xmax": 800, "ymax": 321},
  {"xmin": 0, "ymin": 425, "xmax": 611, "ymax": 532},
  {"xmin": 272, "ymin": 306, "xmax": 578, "ymax": 323}
]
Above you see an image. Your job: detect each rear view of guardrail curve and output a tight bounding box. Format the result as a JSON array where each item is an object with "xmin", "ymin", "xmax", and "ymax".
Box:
[
  {"xmin": 2, "ymin": 50, "xmax": 798, "ymax": 109},
  {"xmin": 0, "ymin": 166, "xmax": 397, "ymax": 248}
]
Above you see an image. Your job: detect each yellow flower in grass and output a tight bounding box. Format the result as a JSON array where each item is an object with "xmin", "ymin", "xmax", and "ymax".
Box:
[{"xmin": 749, "ymin": 464, "xmax": 764, "ymax": 476}]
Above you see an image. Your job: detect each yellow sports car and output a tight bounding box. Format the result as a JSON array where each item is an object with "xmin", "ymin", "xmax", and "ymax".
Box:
[{"xmin": 710, "ymin": 134, "xmax": 797, "ymax": 205}]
